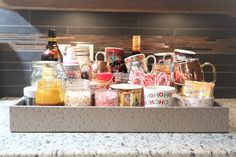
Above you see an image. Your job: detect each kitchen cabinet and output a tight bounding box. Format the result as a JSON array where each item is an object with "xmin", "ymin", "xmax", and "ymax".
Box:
[{"xmin": 0, "ymin": 0, "xmax": 236, "ymax": 14}]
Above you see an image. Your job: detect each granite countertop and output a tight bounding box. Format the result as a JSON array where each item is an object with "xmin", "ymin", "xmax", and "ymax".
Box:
[{"xmin": 0, "ymin": 98, "xmax": 236, "ymax": 157}]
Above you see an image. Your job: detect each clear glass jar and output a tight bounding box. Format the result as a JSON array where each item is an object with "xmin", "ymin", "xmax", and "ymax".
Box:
[
  {"xmin": 95, "ymin": 89, "xmax": 118, "ymax": 106},
  {"xmin": 35, "ymin": 67, "xmax": 64, "ymax": 106},
  {"xmin": 90, "ymin": 80, "xmax": 109, "ymax": 106},
  {"xmin": 64, "ymin": 79, "xmax": 91, "ymax": 106},
  {"xmin": 31, "ymin": 61, "xmax": 58, "ymax": 86},
  {"xmin": 57, "ymin": 63, "xmax": 81, "ymax": 80},
  {"xmin": 74, "ymin": 47, "xmax": 91, "ymax": 80}
]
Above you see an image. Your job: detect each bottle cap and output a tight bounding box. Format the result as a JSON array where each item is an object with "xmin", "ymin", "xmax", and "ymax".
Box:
[
  {"xmin": 48, "ymin": 29, "xmax": 57, "ymax": 38},
  {"xmin": 24, "ymin": 86, "xmax": 37, "ymax": 98}
]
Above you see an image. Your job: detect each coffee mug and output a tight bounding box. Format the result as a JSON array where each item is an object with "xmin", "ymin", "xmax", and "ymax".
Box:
[
  {"xmin": 174, "ymin": 58, "xmax": 216, "ymax": 85},
  {"xmin": 174, "ymin": 49, "xmax": 196, "ymax": 62},
  {"xmin": 124, "ymin": 54, "xmax": 156, "ymax": 73},
  {"xmin": 154, "ymin": 52, "xmax": 174, "ymax": 65},
  {"xmin": 144, "ymin": 86, "xmax": 177, "ymax": 107},
  {"xmin": 174, "ymin": 94, "xmax": 214, "ymax": 107},
  {"xmin": 95, "ymin": 47, "xmax": 124, "ymax": 63},
  {"xmin": 110, "ymin": 84, "xmax": 143, "ymax": 106}
]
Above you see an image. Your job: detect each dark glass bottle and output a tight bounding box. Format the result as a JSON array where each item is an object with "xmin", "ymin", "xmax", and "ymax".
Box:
[
  {"xmin": 41, "ymin": 29, "xmax": 63, "ymax": 62},
  {"xmin": 131, "ymin": 35, "xmax": 141, "ymax": 55}
]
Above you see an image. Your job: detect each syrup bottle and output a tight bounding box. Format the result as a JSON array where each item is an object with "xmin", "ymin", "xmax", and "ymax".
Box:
[{"xmin": 41, "ymin": 29, "xmax": 63, "ymax": 62}]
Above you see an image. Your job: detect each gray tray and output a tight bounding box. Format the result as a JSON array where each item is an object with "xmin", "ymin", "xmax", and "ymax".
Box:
[{"xmin": 9, "ymin": 98, "xmax": 229, "ymax": 133}]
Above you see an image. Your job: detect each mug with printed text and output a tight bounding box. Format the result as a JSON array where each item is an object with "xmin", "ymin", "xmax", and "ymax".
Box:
[{"xmin": 144, "ymin": 86, "xmax": 177, "ymax": 107}]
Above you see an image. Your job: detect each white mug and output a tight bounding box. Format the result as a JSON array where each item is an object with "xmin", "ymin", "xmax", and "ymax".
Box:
[
  {"xmin": 174, "ymin": 49, "xmax": 196, "ymax": 62},
  {"xmin": 174, "ymin": 95, "xmax": 214, "ymax": 107},
  {"xmin": 144, "ymin": 86, "xmax": 177, "ymax": 107},
  {"xmin": 124, "ymin": 54, "xmax": 156, "ymax": 73},
  {"xmin": 154, "ymin": 52, "xmax": 174, "ymax": 65}
]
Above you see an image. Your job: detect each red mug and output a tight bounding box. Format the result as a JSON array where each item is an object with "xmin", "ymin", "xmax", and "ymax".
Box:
[{"xmin": 95, "ymin": 47, "xmax": 124, "ymax": 63}]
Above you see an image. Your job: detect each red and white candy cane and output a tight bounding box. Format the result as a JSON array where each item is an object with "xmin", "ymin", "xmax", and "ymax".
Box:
[
  {"xmin": 155, "ymin": 72, "xmax": 171, "ymax": 86},
  {"xmin": 132, "ymin": 71, "xmax": 172, "ymax": 87}
]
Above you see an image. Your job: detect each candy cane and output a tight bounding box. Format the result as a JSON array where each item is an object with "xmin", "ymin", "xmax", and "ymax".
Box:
[
  {"xmin": 132, "ymin": 70, "xmax": 171, "ymax": 87},
  {"xmin": 154, "ymin": 72, "xmax": 171, "ymax": 86}
]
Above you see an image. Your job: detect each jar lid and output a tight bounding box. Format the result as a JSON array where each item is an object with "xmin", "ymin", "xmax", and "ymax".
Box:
[
  {"xmin": 97, "ymin": 72, "xmax": 113, "ymax": 81},
  {"xmin": 63, "ymin": 63, "xmax": 80, "ymax": 70},
  {"xmin": 110, "ymin": 83, "xmax": 143, "ymax": 90},
  {"xmin": 23, "ymin": 86, "xmax": 37, "ymax": 98},
  {"xmin": 32, "ymin": 61, "xmax": 58, "ymax": 68},
  {"xmin": 67, "ymin": 79, "xmax": 90, "ymax": 88}
]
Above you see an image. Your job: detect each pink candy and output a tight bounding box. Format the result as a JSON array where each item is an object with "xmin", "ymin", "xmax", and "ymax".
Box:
[{"xmin": 95, "ymin": 89, "xmax": 118, "ymax": 106}]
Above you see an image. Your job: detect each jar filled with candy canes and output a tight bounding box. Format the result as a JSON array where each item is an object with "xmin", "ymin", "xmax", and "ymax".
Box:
[{"xmin": 64, "ymin": 79, "xmax": 91, "ymax": 106}]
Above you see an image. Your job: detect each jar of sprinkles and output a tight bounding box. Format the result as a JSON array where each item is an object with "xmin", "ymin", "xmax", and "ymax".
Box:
[
  {"xmin": 64, "ymin": 79, "xmax": 91, "ymax": 106},
  {"xmin": 95, "ymin": 89, "xmax": 118, "ymax": 106}
]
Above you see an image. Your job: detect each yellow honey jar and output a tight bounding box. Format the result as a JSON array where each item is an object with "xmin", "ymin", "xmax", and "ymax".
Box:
[{"xmin": 35, "ymin": 67, "xmax": 64, "ymax": 106}]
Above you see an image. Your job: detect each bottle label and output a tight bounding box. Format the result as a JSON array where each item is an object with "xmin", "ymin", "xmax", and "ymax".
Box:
[
  {"xmin": 132, "ymin": 36, "xmax": 141, "ymax": 53},
  {"xmin": 48, "ymin": 37, "xmax": 57, "ymax": 42}
]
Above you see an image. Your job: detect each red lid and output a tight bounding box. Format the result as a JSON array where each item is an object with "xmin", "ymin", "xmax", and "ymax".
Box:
[{"xmin": 97, "ymin": 72, "xmax": 113, "ymax": 81}]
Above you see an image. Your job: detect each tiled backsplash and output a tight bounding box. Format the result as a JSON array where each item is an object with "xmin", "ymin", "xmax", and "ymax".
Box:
[{"xmin": 0, "ymin": 9, "xmax": 236, "ymax": 98}]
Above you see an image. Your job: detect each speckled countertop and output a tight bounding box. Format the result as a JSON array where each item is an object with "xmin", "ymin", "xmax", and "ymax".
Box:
[{"xmin": 0, "ymin": 98, "xmax": 236, "ymax": 157}]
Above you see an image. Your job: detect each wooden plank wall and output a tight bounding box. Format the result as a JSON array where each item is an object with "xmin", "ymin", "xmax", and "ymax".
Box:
[{"xmin": 0, "ymin": 9, "xmax": 236, "ymax": 98}]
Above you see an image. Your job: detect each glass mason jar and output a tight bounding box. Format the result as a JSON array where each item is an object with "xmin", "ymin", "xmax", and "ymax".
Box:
[
  {"xmin": 31, "ymin": 61, "xmax": 58, "ymax": 87},
  {"xmin": 35, "ymin": 67, "xmax": 64, "ymax": 106},
  {"xmin": 74, "ymin": 48, "xmax": 91, "ymax": 80},
  {"xmin": 64, "ymin": 79, "xmax": 91, "ymax": 106},
  {"xmin": 95, "ymin": 89, "xmax": 118, "ymax": 106},
  {"xmin": 57, "ymin": 63, "xmax": 81, "ymax": 80}
]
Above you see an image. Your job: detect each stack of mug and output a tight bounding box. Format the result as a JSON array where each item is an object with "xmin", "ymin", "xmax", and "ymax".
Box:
[{"xmin": 124, "ymin": 49, "xmax": 217, "ymax": 108}]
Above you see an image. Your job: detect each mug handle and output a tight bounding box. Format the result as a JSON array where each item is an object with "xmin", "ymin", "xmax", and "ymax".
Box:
[
  {"xmin": 201, "ymin": 62, "xmax": 216, "ymax": 83},
  {"xmin": 146, "ymin": 55, "xmax": 157, "ymax": 72},
  {"xmin": 172, "ymin": 94, "xmax": 186, "ymax": 107},
  {"xmin": 95, "ymin": 51, "xmax": 105, "ymax": 61},
  {"xmin": 158, "ymin": 59, "xmax": 165, "ymax": 64},
  {"xmin": 80, "ymin": 63, "xmax": 91, "ymax": 80}
]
